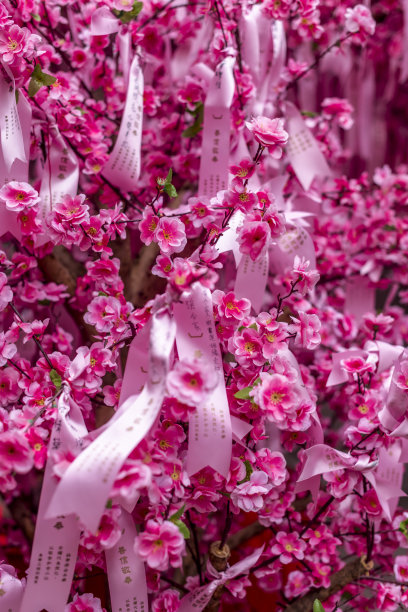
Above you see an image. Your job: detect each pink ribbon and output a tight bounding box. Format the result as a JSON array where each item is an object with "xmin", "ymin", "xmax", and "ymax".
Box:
[
  {"xmin": 364, "ymin": 443, "xmax": 405, "ymax": 521},
  {"xmin": 285, "ymin": 102, "xmax": 331, "ymax": 191},
  {"xmin": 0, "ymin": 92, "xmax": 32, "ymax": 240},
  {"xmin": 90, "ymin": 6, "xmax": 120, "ymax": 35},
  {"xmin": 173, "ymin": 283, "xmax": 232, "ymax": 478},
  {"xmin": 295, "ymin": 444, "xmax": 378, "ymax": 503},
  {"xmin": 46, "ymin": 311, "xmax": 175, "ymax": 532},
  {"xmin": 105, "ymin": 510, "xmax": 148, "ymax": 612},
  {"xmin": 379, "ymin": 351, "xmax": 408, "ymax": 436},
  {"xmin": 326, "ymin": 349, "xmax": 369, "ymax": 387},
  {"xmin": 178, "ymin": 546, "xmax": 264, "ymax": 612},
  {"xmin": 234, "ymin": 250, "xmax": 269, "ymax": 313},
  {"xmin": 20, "ymin": 386, "xmax": 87, "ymax": 612},
  {"xmin": 102, "ymin": 54, "xmax": 143, "ymax": 193},
  {"xmin": 345, "ymin": 276, "xmax": 375, "ymax": 324},
  {"xmin": 37, "ymin": 121, "xmax": 79, "ymax": 245},
  {"xmin": 198, "ymin": 56, "xmax": 235, "ymax": 197},
  {"xmin": 269, "ymin": 222, "xmax": 316, "ymax": 277},
  {"xmin": 0, "ymin": 63, "xmax": 26, "ymax": 171}
]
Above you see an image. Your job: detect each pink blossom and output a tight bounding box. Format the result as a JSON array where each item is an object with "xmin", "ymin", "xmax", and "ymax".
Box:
[
  {"xmin": 359, "ymin": 488, "xmax": 382, "ymax": 517},
  {"xmin": 0, "ymin": 430, "xmax": 34, "ymax": 474},
  {"xmin": 84, "ymin": 296, "xmax": 128, "ymax": 333},
  {"xmin": 230, "ymin": 470, "xmax": 271, "ymax": 512},
  {"xmin": 237, "ymin": 220, "xmax": 269, "ymax": 261},
  {"xmin": 323, "ymin": 469, "xmax": 358, "ymax": 499},
  {"xmin": 362, "ymin": 312, "xmax": 394, "ymax": 337},
  {"xmin": 166, "ymin": 358, "xmax": 217, "ymax": 406},
  {"xmin": 226, "ymin": 182, "xmax": 258, "ymax": 212},
  {"xmin": 17, "ymin": 318, "xmax": 49, "ymax": 343},
  {"xmin": 284, "ymin": 570, "xmax": 312, "ymax": 598},
  {"xmin": 340, "ymin": 355, "xmax": 374, "ymax": 375},
  {"xmin": 230, "ymin": 158, "xmax": 255, "ymax": 181},
  {"xmin": 0, "ymin": 272, "xmax": 12, "ymax": 312},
  {"xmin": 152, "ymin": 589, "xmax": 180, "ymax": 612},
  {"xmin": 0, "ymin": 331, "xmax": 17, "ymax": 366},
  {"xmin": 253, "ymin": 373, "xmax": 300, "ymax": 426},
  {"xmin": 321, "ymin": 97, "xmax": 354, "ymax": 130},
  {"xmin": 0, "ymin": 181, "xmax": 40, "ymax": 211},
  {"xmin": 65, "ymin": 592, "xmax": 105, "ymax": 612},
  {"xmin": 270, "ymin": 531, "xmax": 306, "ymax": 564},
  {"xmin": 139, "ymin": 208, "xmax": 160, "ymax": 245},
  {"xmin": 375, "ymin": 582, "xmax": 401, "ymax": 611},
  {"xmin": 212, "ymin": 290, "xmax": 251, "ymax": 321},
  {"xmin": 155, "ymin": 217, "xmax": 187, "ymax": 255},
  {"xmin": 134, "ymin": 520, "xmax": 185, "ymax": 571},
  {"xmin": 291, "ymin": 312, "xmax": 321, "ymax": 350},
  {"xmin": 345, "ymin": 5, "xmax": 376, "ymax": 38},
  {"xmin": 0, "ymin": 25, "xmax": 28, "ymax": 63},
  {"xmin": 52, "ymin": 194, "xmax": 89, "ymax": 225},
  {"xmin": 245, "ymin": 116, "xmax": 289, "ymax": 158},
  {"xmin": 291, "ymin": 256, "xmax": 320, "ymax": 295},
  {"xmin": 394, "ymin": 556, "xmax": 408, "ymax": 583},
  {"xmin": 255, "ymin": 449, "xmax": 287, "ymax": 486}
]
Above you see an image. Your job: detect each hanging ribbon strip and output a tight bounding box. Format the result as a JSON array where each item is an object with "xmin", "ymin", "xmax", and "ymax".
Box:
[
  {"xmin": 20, "ymin": 387, "xmax": 87, "ymax": 612},
  {"xmin": 234, "ymin": 250, "xmax": 269, "ymax": 313},
  {"xmin": 46, "ymin": 311, "xmax": 175, "ymax": 533},
  {"xmin": 102, "ymin": 54, "xmax": 143, "ymax": 193},
  {"xmin": 173, "ymin": 283, "xmax": 232, "ymax": 478},
  {"xmin": 285, "ymin": 101, "xmax": 331, "ymax": 191},
  {"xmin": 0, "ymin": 77, "xmax": 31, "ymax": 240},
  {"xmin": 178, "ymin": 546, "xmax": 264, "ymax": 612},
  {"xmin": 90, "ymin": 6, "xmax": 120, "ymax": 35},
  {"xmin": 198, "ymin": 55, "xmax": 235, "ymax": 197},
  {"xmin": 105, "ymin": 510, "xmax": 148, "ymax": 612}
]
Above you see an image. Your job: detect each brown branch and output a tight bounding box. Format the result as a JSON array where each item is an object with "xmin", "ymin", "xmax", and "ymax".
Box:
[
  {"xmin": 203, "ymin": 541, "xmax": 231, "ymax": 612},
  {"xmin": 284, "ymin": 557, "xmax": 363, "ymax": 612}
]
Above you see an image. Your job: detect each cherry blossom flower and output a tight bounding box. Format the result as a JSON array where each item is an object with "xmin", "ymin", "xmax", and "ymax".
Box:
[
  {"xmin": 65, "ymin": 592, "xmax": 105, "ymax": 612},
  {"xmin": 0, "ymin": 430, "xmax": 33, "ymax": 474},
  {"xmin": 270, "ymin": 531, "xmax": 306, "ymax": 564},
  {"xmin": 0, "ymin": 272, "xmax": 12, "ymax": 312},
  {"xmin": 0, "ymin": 181, "xmax": 40, "ymax": 211},
  {"xmin": 134, "ymin": 520, "xmax": 185, "ymax": 571},
  {"xmin": 237, "ymin": 220, "xmax": 269, "ymax": 261},
  {"xmin": 362, "ymin": 313, "xmax": 394, "ymax": 337},
  {"xmin": 155, "ymin": 217, "xmax": 187, "ymax": 255},
  {"xmin": 340, "ymin": 355, "xmax": 375, "ymax": 375},
  {"xmin": 212, "ymin": 290, "xmax": 251, "ymax": 321},
  {"xmin": 245, "ymin": 117, "xmax": 289, "ymax": 158},
  {"xmin": 394, "ymin": 556, "xmax": 408, "ymax": 583},
  {"xmin": 230, "ymin": 470, "xmax": 271, "ymax": 512},
  {"xmin": 166, "ymin": 358, "xmax": 217, "ymax": 406},
  {"xmin": 152, "ymin": 589, "xmax": 180, "ymax": 612},
  {"xmin": 0, "ymin": 24, "xmax": 28, "ymax": 63},
  {"xmin": 345, "ymin": 5, "xmax": 376, "ymax": 39}
]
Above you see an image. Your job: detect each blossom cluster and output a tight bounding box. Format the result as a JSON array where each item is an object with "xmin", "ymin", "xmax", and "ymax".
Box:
[{"xmin": 0, "ymin": 0, "xmax": 407, "ymax": 612}]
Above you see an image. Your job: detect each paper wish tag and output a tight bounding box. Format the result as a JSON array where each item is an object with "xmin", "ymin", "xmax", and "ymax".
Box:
[
  {"xmin": 90, "ymin": 6, "xmax": 120, "ymax": 35},
  {"xmin": 0, "ymin": 565, "xmax": 24, "ymax": 612},
  {"xmin": 365, "ymin": 444, "xmax": 405, "ymax": 521},
  {"xmin": 46, "ymin": 311, "xmax": 175, "ymax": 533},
  {"xmin": 0, "ymin": 62, "xmax": 26, "ymax": 172},
  {"xmin": 198, "ymin": 56, "xmax": 235, "ymax": 197},
  {"xmin": 0, "ymin": 89, "xmax": 32, "ymax": 241},
  {"xmin": 285, "ymin": 102, "xmax": 331, "ymax": 191},
  {"xmin": 270, "ymin": 223, "xmax": 315, "ymax": 275},
  {"xmin": 234, "ymin": 249, "xmax": 269, "ymax": 313},
  {"xmin": 105, "ymin": 510, "xmax": 148, "ymax": 612},
  {"xmin": 20, "ymin": 388, "xmax": 87, "ymax": 612},
  {"xmin": 173, "ymin": 283, "xmax": 232, "ymax": 478},
  {"xmin": 102, "ymin": 54, "xmax": 143, "ymax": 193}
]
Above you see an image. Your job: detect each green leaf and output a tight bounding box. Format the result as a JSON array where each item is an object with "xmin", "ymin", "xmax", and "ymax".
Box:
[
  {"xmin": 31, "ymin": 12, "xmax": 41, "ymax": 21},
  {"xmin": 119, "ymin": 1, "xmax": 143, "ymax": 23},
  {"xmin": 164, "ymin": 182, "xmax": 178, "ymax": 198},
  {"xmin": 169, "ymin": 504, "xmax": 186, "ymax": 522},
  {"xmin": 399, "ymin": 519, "xmax": 408, "ymax": 539},
  {"xmin": 49, "ymin": 369, "xmax": 62, "ymax": 390},
  {"xmin": 301, "ymin": 110, "xmax": 318, "ymax": 118},
  {"xmin": 164, "ymin": 168, "xmax": 173, "ymax": 184},
  {"xmin": 383, "ymin": 224, "xmax": 396, "ymax": 231},
  {"xmin": 234, "ymin": 385, "xmax": 253, "ymax": 400},
  {"xmin": 237, "ymin": 460, "xmax": 253, "ymax": 485},
  {"xmin": 28, "ymin": 64, "xmax": 56, "ymax": 98},
  {"xmin": 106, "ymin": 498, "xmax": 113, "ymax": 509},
  {"xmin": 173, "ymin": 519, "xmax": 190, "ymax": 539},
  {"xmin": 313, "ymin": 600, "xmax": 325, "ymax": 612},
  {"xmin": 182, "ymin": 103, "xmax": 204, "ymax": 138}
]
